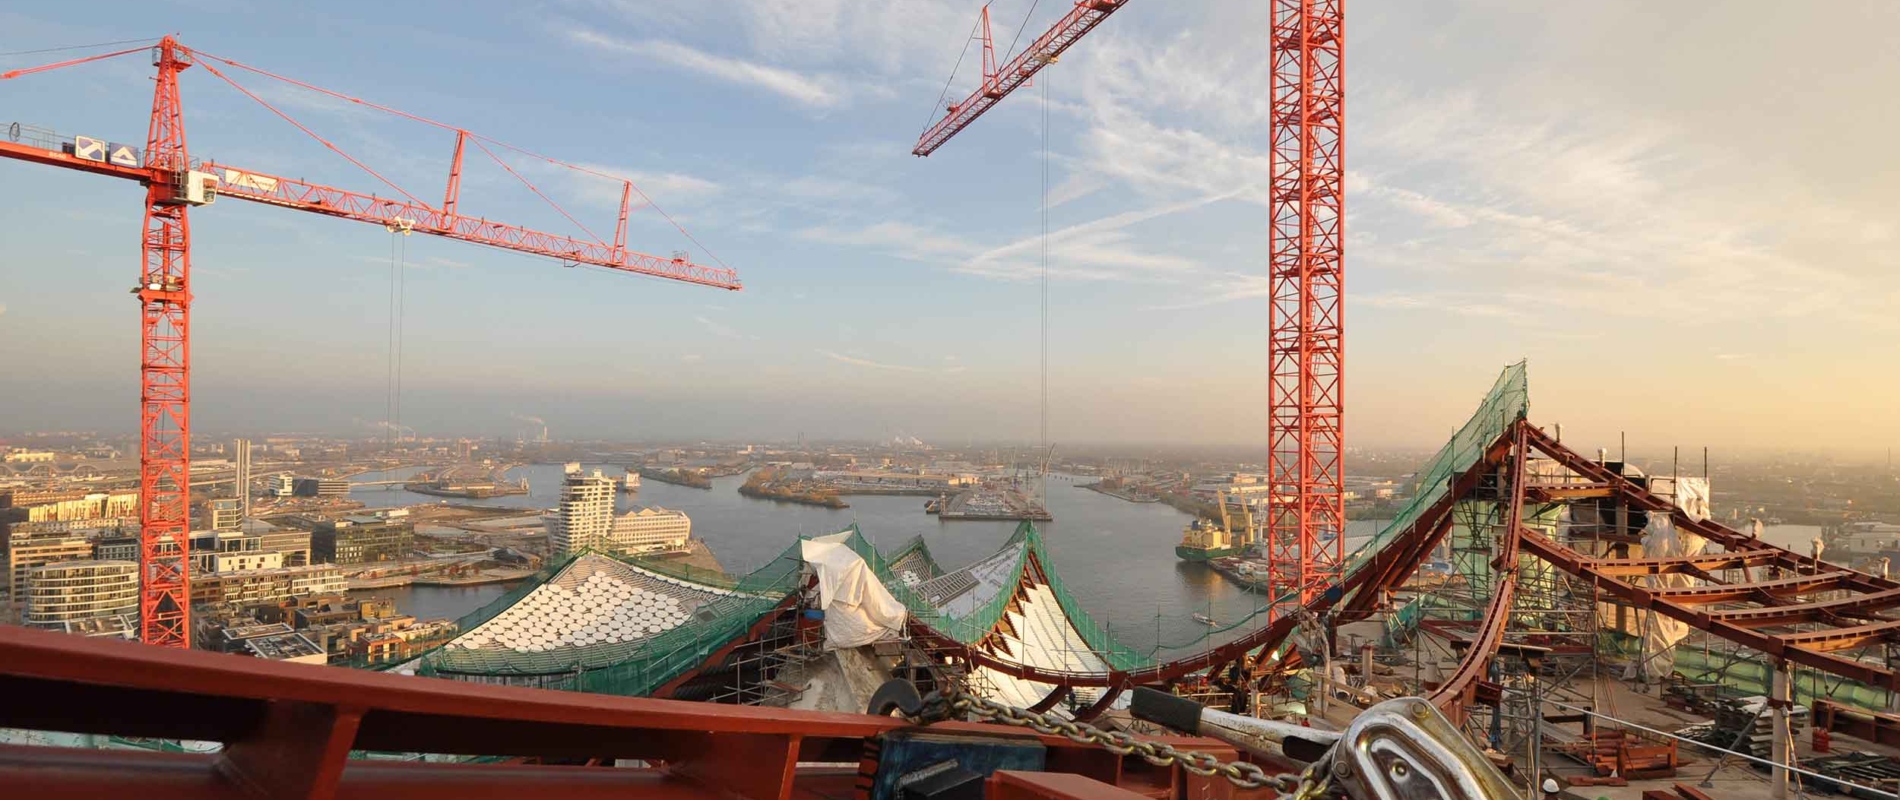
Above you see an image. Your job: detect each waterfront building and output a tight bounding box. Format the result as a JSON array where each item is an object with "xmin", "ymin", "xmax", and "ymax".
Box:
[
  {"xmin": 6, "ymin": 532, "xmax": 95, "ymax": 610},
  {"xmin": 313, "ymin": 513, "xmax": 414, "ymax": 564},
  {"xmin": 610, "ymin": 506, "xmax": 692, "ymax": 554},
  {"xmin": 293, "ymin": 477, "xmax": 350, "ymax": 498},
  {"xmin": 22, "ymin": 560, "xmax": 139, "ymax": 629},
  {"xmin": 188, "ymin": 564, "xmax": 348, "ymax": 607},
  {"xmin": 256, "ymin": 528, "xmax": 313, "ymax": 567},
  {"xmin": 22, "ymin": 490, "xmax": 138, "ymax": 524},
  {"xmin": 551, "ymin": 464, "xmax": 615, "ymax": 557}
]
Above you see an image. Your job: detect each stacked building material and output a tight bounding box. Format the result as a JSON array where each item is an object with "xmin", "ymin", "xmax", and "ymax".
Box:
[
  {"xmin": 1712, "ymin": 696, "xmax": 1808, "ymax": 758},
  {"xmin": 1805, "ymin": 751, "xmax": 1900, "ymax": 797}
]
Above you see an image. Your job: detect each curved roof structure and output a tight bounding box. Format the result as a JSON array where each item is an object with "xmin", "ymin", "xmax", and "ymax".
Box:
[
  {"xmin": 884, "ymin": 535, "xmax": 945, "ymax": 588},
  {"xmin": 429, "ymin": 554, "xmax": 745, "ymax": 673},
  {"xmin": 409, "ymin": 545, "xmax": 806, "ymax": 696}
]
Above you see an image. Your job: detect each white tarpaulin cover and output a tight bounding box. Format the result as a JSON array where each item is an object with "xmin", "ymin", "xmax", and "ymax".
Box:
[
  {"xmin": 1627, "ymin": 514, "xmax": 1709, "ymax": 681},
  {"xmin": 1674, "ymin": 477, "xmax": 1711, "ymax": 521},
  {"xmin": 801, "ymin": 533, "xmax": 907, "ymax": 650}
]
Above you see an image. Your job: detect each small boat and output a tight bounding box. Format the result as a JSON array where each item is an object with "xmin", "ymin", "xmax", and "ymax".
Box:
[{"xmin": 1193, "ymin": 612, "xmax": 1218, "ymax": 627}]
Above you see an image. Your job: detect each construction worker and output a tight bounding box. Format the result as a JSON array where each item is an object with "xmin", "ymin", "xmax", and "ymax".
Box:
[{"xmin": 1541, "ymin": 777, "xmax": 1562, "ymax": 798}]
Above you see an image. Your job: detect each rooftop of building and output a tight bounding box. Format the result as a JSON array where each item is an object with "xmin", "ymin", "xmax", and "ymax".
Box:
[
  {"xmin": 221, "ymin": 622, "xmax": 296, "ymax": 641},
  {"xmin": 242, "ymin": 632, "xmax": 325, "ymax": 661}
]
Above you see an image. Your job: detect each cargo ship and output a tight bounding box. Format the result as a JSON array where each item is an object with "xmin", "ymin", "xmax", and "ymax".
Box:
[{"xmin": 1174, "ymin": 490, "xmax": 1256, "ymax": 562}]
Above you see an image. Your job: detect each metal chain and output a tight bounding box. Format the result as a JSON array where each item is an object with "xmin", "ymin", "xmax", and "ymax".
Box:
[{"xmin": 925, "ymin": 688, "xmax": 1336, "ymax": 799}]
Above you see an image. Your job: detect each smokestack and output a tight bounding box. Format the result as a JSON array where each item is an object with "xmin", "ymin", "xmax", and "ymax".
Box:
[{"xmin": 234, "ymin": 438, "xmax": 252, "ymax": 524}]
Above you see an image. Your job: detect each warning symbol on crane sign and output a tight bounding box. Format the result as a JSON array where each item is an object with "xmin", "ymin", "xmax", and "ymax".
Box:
[
  {"xmin": 72, "ymin": 136, "xmax": 106, "ymax": 163},
  {"xmin": 108, "ymin": 143, "xmax": 140, "ymax": 168}
]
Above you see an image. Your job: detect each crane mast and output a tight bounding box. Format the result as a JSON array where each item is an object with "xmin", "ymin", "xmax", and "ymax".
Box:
[
  {"xmin": 1265, "ymin": 0, "xmax": 1346, "ymax": 618},
  {"xmin": 0, "ymin": 36, "xmax": 740, "ymax": 647},
  {"xmin": 136, "ymin": 38, "xmax": 194, "ymax": 647}
]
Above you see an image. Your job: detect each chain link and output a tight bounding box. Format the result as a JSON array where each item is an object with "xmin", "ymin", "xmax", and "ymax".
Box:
[{"xmin": 926, "ymin": 689, "xmax": 1335, "ymax": 799}]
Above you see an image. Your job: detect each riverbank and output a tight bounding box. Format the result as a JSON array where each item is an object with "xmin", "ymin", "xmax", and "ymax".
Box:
[
  {"xmin": 1079, "ymin": 482, "xmax": 1161, "ymax": 503},
  {"xmin": 404, "ymin": 482, "xmax": 529, "ymax": 499},
  {"xmin": 738, "ymin": 482, "xmax": 849, "ymax": 508},
  {"xmin": 939, "ymin": 489, "xmax": 1052, "ymax": 522},
  {"xmin": 640, "ymin": 467, "xmax": 712, "ymax": 490},
  {"xmin": 638, "ymin": 539, "xmax": 725, "ymax": 574}
]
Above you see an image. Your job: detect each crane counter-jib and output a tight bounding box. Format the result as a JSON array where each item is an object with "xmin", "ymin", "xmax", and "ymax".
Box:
[{"xmin": 0, "ymin": 34, "xmax": 745, "ymax": 647}]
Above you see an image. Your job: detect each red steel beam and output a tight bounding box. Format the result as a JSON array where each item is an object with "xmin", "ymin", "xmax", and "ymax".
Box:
[
  {"xmin": 198, "ymin": 161, "xmax": 739, "ymax": 289},
  {"xmin": 913, "ymin": 1, "xmax": 1130, "ymax": 156},
  {"xmin": 1517, "ymin": 528, "xmax": 1900, "ymax": 690},
  {"xmin": 1708, "ymin": 588, "xmax": 1900, "ymax": 625},
  {"xmin": 0, "ymin": 625, "xmax": 1258, "ymax": 800},
  {"xmin": 1427, "ymin": 421, "xmax": 1530, "ymax": 722},
  {"xmin": 1779, "ymin": 619, "xmax": 1900, "ymax": 653},
  {"xmin": 1585, "ymin": 550, "xmax": 1784, "ymax": 577}
]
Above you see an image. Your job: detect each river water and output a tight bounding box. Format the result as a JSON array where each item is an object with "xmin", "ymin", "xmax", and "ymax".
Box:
[
  {"xmin": 349, "ymin": 465, "xmax": 1825, "ymax": 655},
  {"xmin": 350, "ymin": 465, "xmax": 1388, "ymax": 652}
]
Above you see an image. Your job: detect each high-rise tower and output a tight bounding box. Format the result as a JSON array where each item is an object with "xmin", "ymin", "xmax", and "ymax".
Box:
[{"xmin": 552, "ymin": 463, "xmax": 615, "ymax": 557}]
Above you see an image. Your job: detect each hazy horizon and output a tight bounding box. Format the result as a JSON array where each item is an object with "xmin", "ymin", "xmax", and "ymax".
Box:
[{"xmin": 3, "ymin": 2, "xmax": 1896, "ymax": 459}]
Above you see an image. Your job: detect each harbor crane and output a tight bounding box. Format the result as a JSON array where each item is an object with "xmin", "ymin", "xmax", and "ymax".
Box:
[{"xmin": 0, "ymin": 36, "xmax": 742, "ymax": 648}]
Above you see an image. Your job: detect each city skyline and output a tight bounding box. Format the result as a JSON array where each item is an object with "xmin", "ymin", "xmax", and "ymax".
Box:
[{"xmin": 2, "ymin": 2, "xmax": 1896, "ymax": 456}]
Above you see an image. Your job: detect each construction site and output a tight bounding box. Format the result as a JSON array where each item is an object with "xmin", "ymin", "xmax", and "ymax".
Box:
[{"xmin": 2, "ymin": 3, "xmax": 1896, "ymax": 800}]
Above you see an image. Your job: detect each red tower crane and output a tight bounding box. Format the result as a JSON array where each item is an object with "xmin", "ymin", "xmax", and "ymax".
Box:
[
  {"xmin": 1, "ymin": 37, "xmax": 741, "ymax": 648},
  {"xmin": 913, "ymin": 1, "xmax": 1130, "ymax": 156},
  {"xmin": 1264, "ymin": 0, "xmax": 1346, "ymax": 617},
  {"xmin": 910, "ymin": 1, "xmax": 1348, "ymax": 616}
]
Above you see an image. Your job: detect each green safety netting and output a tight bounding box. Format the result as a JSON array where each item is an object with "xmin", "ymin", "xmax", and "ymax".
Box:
[
  {"xmin": 406, "ymin": 540, "xmax": 808, "ymax": 696},
  {"xmin": 836, "ymin": 523, "xmax": 1150, "ymax": 673},
  {"xmin": 1347, "ymin": 360, "xmax": 1528, "ymax": 578},
  {"xmin": 1118, "ymin": 361, "xmax": 1534, "ymax": 658},
  {"xmin": 885, "ymin": 535, "xmax": 947, "ymax": 582}
]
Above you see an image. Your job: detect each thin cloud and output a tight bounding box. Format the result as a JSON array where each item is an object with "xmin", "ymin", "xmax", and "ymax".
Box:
[
  {"xmin": 565, "ymin": 29, "xmax": 842, "ymax": 108},
  {"xmin": 815, "ymin": 349, "xmax": 924, "ymax": 373},
  {"xmin": 694, "ymin": 315, "xmax": 744, "ymax": 340}
]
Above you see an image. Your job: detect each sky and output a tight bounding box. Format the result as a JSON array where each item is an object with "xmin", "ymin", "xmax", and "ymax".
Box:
[{"xmin": 1, "ymin": 1, "xmax": 1896, "ymax": 456}]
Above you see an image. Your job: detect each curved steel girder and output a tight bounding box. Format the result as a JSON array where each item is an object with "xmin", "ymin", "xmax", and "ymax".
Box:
[
  {"xmin": 1424, "ymin": 421, "xmax": 1530, "ymax": 723},
  {"xmin": 1071, "ymin": 685, "xmax": 1125, "ymax": 723},
  {"xmin": 1028, "ymin": 685, "xmax": 1071, "ymax": 714}
]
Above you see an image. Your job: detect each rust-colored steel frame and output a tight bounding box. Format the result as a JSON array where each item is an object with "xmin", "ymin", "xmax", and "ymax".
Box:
[
  {"xmin": 913, "ymin": 1, "xmax": 1130, "ymax": 156},
  {"xmin": 0, "ymin": 625, "xmax": 1251, "ymax": 800},
  {"xmin": 1410, "ymin": 419, "xmax": 1900, "ymax": 716},
  {"xmin": 1424, "ymin": 422, "xmax": 1528, "ymax": 722},
  {"xmin": 1265, "ymin": 0, "xmax": 1347, "ymax": 620},
  {"xmin": 1515, "ymin": 424, "xmax": 1900, "ymax": 690},
  {"xmin": 911, "ymin": 414, "xmax": 1900, "ymax": 703}
]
